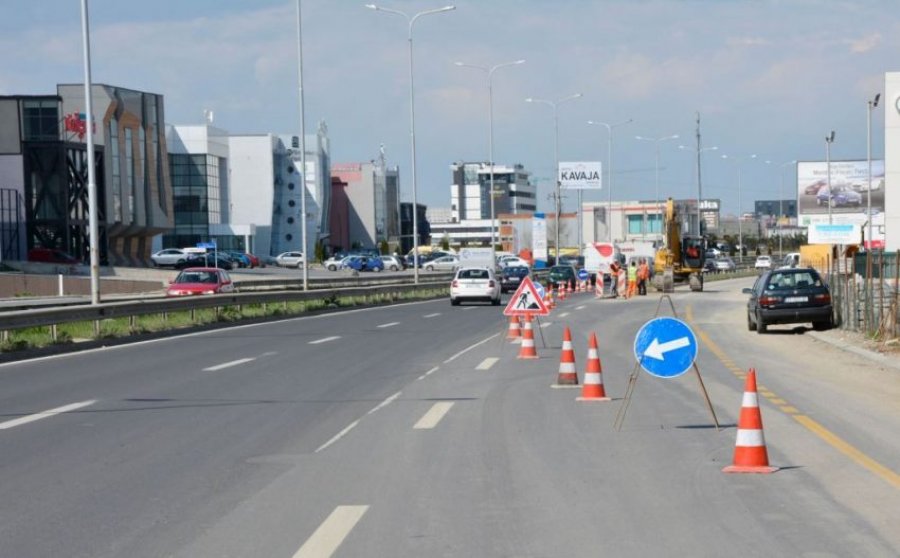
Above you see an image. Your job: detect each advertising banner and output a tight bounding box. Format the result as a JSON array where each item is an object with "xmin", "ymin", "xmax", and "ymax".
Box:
[
  {"xmin": 808, "ymin": 223, "xmax": 860, "ymax": 245},
  {"xmin": 559, "ymin": 161, "xmax": 602, "ymax": 190},
  {"xmin": 797, "ymin": 160, "xmax": 884, "ymax": 224},
  {"xmin": 532, "ymin": 214, "xmax": 548, "ymax": 262}
]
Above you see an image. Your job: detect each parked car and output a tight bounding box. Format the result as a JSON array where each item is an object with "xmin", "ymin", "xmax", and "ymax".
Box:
[
  {"xmin": 702, "ymin": 259, "xmax": 717, "ymax": 273},
  {"xmin": 424, "ymin": 255, "xmax": 460, "ymax": 272},
  {"xmin": 816, "ymin": 184, "xmax": 862, "ymax": 207},
  {"xmin": 380, "ymin": 255, "xmax": 406, "ymax": 271},
  {"xmin": 500, "ymin": 265, "xmax": 530, "ymax": 293},
  {"xmin": 781, "ymin": 252, "xmax": 801, "ymax": 268},
  {"xmin": 223, "ymin": 250, "xmax": 251, "ymax": 268},
  {"xmin": 557, "ymin": 255, "xmax": 584, "ymax": 268},
  {"xmin": 324, "ymin": 255, "xmax": 346, "ymax": 271},
  {"xmin": 244, "ymin": 253, "xmax": 262, "ymax": 268},
  {"xmin": 341, "ymin": 255, "xmax": 384, "ymax": 272},
  {"xmin": 27, "ymin": 247, "xmax": 80, "ymax": 264},
  {"xmin": 744, "ymin": 268, "xmax": 833, "ymax": 333},
  {"xmin": 498, "ymin": 255, "xmax": 530, "ymax": 268},
  {"xmin": 174, "ymin": 253, "xmax": 233, "ymax": 270},
  {"xmin": 151, "ymin": 248, "xmax": 187, "ymax": 267},
  {"xmin": 166, "ymin": 267, "xmax": 235, "ymax": 296},
  {"xmin": 754, "ymin": 255, "xmax": 772, "ymax": 270},
  {"xmin": 450, "ymin": 267, "xmax": 501, "ymax": 306},
  {"xmin": 548, "ymin": 265, "xmax": 577, "ymax": 290},
  {"xmin": 275, "ymin": 251, "xmax": 305, "ymax": 268},
  {"xmin": 713, "ymin": 256, "xmax": 736, "ymax": 272}
]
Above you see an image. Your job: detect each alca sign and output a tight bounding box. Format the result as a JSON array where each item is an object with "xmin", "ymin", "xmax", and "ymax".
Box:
[{"xmin": 559, "ymin": 161, "xmax": 602, "ymax": 190}]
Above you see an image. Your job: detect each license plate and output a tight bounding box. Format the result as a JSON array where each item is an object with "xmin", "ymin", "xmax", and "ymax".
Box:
[{"xmin": 785, "ymin": 296, "xmax": 808, "ymax": 303}]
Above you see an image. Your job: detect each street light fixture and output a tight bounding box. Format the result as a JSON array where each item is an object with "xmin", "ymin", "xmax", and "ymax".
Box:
[
  {"xmin": 825, "ymin": 131, "xmax": 835, "ymax": 225},
  {"xmin": 678, "ymin": 144, "xmax": 718, "ymax": 235},
  {"xmin": 721, "ymin": 153, "xmax": 758, "ymax": 257},
  {"xmin": 366, "ymin": 3, "xmax": 456, "ymax": 283},
  {"xmin": 455, "ymin": 59, "xmax": 525, "ymax": 266},
  {"xmin": 588, "ymin": 118, "xmax": 633, "ymax": 242},
  {"xmin": 635, "ymin": 134, "xmax": 679, "ymax": 240},
  {"xmin": 525, "ymin": 93, "xmax": 582, "ymax": 263},
  {"xmin": 867, "ymin": 94, "xmax": 880, "ymax": 248}
]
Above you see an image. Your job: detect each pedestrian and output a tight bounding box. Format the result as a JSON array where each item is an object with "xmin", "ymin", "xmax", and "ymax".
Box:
[
  {"xmin": 627, "ymin": 260, "xmax": 638, "ymax": 299},
  {"xmin": 609, "ymin": 260, "xmax": 621, "ymax": 297},
  {"xmin": 638, "ymin": 258, "xmax": 650, "ymax": 296}
]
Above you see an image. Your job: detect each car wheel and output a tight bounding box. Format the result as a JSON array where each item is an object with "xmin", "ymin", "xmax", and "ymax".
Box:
[
  {"xmin": 176, "ymin": 259, "xmax": 185, "ymax": 266},
  {"xmin": 491, "ymin": 297, "xmax": 501, "ymax": 306},
  {"xmin": 813, "ymin": 317, "xmax": 832, "ymax": 331},
  {"xmin": 328, "ymin": 264, "xmax": 336, "ymax": 271},
  {"xmin": 756, "ymin": 311, "xmax": 767, "ymax": 334},
  {"xmin": 451, "ymin": 298, "xmax": 460, "ymax": 306},
  {"xmin": 390, "ymin": 265, "xmax": 398, "ymax": 271},
  {"xmin": 374, "ymin": 266, "xmax": 382, "ymax": 272},
  {"xmin": 425, "ymin": 265, "xmax": 434, "ymax": 271},
  {"xmin": 747, "ymin": 311, "xmax": 756, "ymax": 331}
]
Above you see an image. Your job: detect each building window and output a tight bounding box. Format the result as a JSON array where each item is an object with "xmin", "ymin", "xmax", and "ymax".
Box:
[
  {"xmin": 125, "ymin": 128, "xmax": 134, "ymax": 220},
  {"xmin": 287, "ymin": 217, "xmax": 294, "ymax": 224},
  {"xmin": 109, "ymin": 118, "xmax": 121, "ymax": 221},
  {"xmin": 288, "ymin": 200, "xmax": 296, "ymax": 207},
  {"xmin": 285, "ymin": 234, "xmax": 293, "ymax": 241},
  {"xmin": 22, "ymin": 99, "xmax": 58, "ymax": 141},
  {"xmin": 288, "ymin": 183, "xmax": 295, "ymax": 190}
]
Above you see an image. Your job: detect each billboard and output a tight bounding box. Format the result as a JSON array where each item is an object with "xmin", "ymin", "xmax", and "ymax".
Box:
[
  {"xmin": 532, "ymin": 214, "xmax": 547, "ymax": 261},
  {"xmin": 559, "ymin": 161, "xmax": 602, "ymax": 189},
  {"xmin": 797, "ymin": 160, "xmax": 884, "ymax": 227}
]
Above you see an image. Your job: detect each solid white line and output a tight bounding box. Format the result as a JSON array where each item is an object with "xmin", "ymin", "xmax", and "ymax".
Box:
[
  {"xmin": 576, "ymin": 305, "xmax": 585, "ymax": 310},
  {"xmin": 443, "ymin": 333, "xmax": 500, "ymax": 363},
  {"xmin": 558, "ymin": 312, "xmax": 570, "ymax": 318},
  {"xmin": 293, "ymin": 505, "xmax": 369, "ymax": 558},
  {"xmin": 475, "ymin": 357, "xmax": 499, "ymax": 370},
  {"xmin": 315, "ymin": 420, "xmax": 360, "ymax": 453},
  {"xmin": 414, "ymin": 402, "xmax": 455, "ymax": 429},
  {"xmin": 377, "ymin": 322, "xmax": 399, "ymax": 328},
  {"xmin": 309, "ymin": 336, "xmax": 341, "ymax": 345},
  {"xmin": 423, "ymin": 313, "xmax": 441, "ymax": 318},
  {"xmin": 417, "ymin": 365, "xmax": 441, "ymax": 380},
  {"xmin": 203, "ymin": 357, "xmax": 255, "ymax": 371},
  {"xmin": 367, "ymin": 391, "xmax": 402, "ymax": 415},
  {"xmin": 0, "ymin": 400, "xmax": 96, "ymax": 431}
]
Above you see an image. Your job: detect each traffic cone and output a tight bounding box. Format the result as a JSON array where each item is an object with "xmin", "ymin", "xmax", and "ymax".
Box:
[
  {"xmin": 723, "ymin": 369, "xmax": 778, "ymax": 474},
  {"xmin": 506, "ymin": 315, "xmax": 521, "ymax": 340},
  {"xmin": 558, "ymin": 283, "xmax": 567, "ymax": 301},
  {"xmin": 517, "ymin": 315, "xmax": 538, "ymax": 359},
  {"xmin": 553, "ymin": 326, "xmax": 579, "ymax": 386},
  {"xmin": 577, "ymin": 332, "xmax": 610, "ymax": 401}
]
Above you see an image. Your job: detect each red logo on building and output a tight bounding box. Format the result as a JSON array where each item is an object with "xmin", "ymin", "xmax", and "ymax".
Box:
[{"xmin": 64, "ymin": 112, "xmax": 95, "ymax": 141}]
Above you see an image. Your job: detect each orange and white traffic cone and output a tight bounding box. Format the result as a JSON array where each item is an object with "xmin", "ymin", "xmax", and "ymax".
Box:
[
  {"xmin": 577, "ymin": 332, "xmax": 610, "ymax": 401},
  {"xmin": 553, "ymin": 326, "xmax": 579, "ymax": 386},
  {"xmin": 506, "ymin": 315, "xmax": 521, "ymax": 340},
  {"xmin": 723, "ymin": 369, "xmax": 778, "ymax": 474},
  {"xmin": 558, "ymin": 283, "xmax": 567, "ymax": 301},
  {"xmin": 517, "ymin": 315, "xmax": 539, "ymax": 359},
  {"xmin": 595, "ymin": 274, "xmax": 605, "ymax": 298}
]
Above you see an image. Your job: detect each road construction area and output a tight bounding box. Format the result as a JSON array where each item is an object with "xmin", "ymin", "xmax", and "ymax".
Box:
[{"xmin": 0, "ymin": 276, "xmax": 897, "ymax": 557}]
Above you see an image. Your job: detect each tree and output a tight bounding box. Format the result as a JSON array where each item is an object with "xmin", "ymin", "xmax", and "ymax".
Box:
[
  {"xmin": 315, "ymin": 240, "xmax": 325, "ymax": 263},
  {"xmin": 379, "ymin": 239, "xmax": 389, "ymax": 255},
  {"xmin": 440, "ymin": 233, "xmax": 450, "ymax": 251}
]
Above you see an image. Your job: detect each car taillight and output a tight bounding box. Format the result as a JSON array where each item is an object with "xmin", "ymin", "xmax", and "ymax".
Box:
[
  {"xmin": 488, "ymin": 280, "xmax": 495, "ymax": 287},
  {"xmin": 452, "ymin": 280, "xmax": 458, "ymax": 287},
  {"xmin": 759, "ymin": 295, "xmax": 781, "ymax": 306},
  {"xmin": 814, "ymin": 293, "xmax": 831, "ymax": 303}
]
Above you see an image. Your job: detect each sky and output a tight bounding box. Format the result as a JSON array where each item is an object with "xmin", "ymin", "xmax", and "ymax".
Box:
[{"xmin": 1, "ymin": 0, "xmax": 896, "ymax": 216}]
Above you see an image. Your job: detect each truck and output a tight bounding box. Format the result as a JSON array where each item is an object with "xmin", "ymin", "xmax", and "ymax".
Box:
[
  {"xmin": 457, "ymin": 247, "xmax": 495, "ymax": 269},
  {"xmin": 652, "ymin": 198, "xmax": 706, "ymax": 292}
]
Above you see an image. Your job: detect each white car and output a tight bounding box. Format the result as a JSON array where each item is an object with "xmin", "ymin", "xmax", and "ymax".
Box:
[
  {"xmin": 754, "ymin": 255, "xmax": 772, "ymax": 270},
  {"xmin": 151, "ymin": 248, "xmax": 187, "ymax": 267},
  {"xmin": 424, "ymin": 255, "xmax": 459, "ymax": 272},
  {"xmin": 450, "ymin": 267, "xmax": 501, "ymax": 306},
  {"xmin": 324, "ymin": 255, "xmax": 345, "ymax": 271},
  {"xmin": 275, "ymin": 251, "xmax": 305, "ymax": 268},
  {"xmin": 498, "ymin": 256, "xmax": 530, "ymax": 268}
]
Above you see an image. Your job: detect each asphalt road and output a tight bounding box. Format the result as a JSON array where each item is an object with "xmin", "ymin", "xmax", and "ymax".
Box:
[{"xmin": 0, "ymin": 278, "xmax": 897, "ymax": 557}]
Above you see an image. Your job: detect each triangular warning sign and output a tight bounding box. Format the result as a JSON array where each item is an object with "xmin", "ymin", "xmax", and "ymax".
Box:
[{"xmin": 503, "ymin": 276, "xmax": 550, "ymax": 316}]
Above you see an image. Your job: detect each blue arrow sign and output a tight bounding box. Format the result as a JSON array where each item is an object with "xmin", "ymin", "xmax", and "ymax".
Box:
[
  {"xmin": 577, "ymin": 269, "xmax": 589, "ymax": 281},
  {"xmin": 533, "ymin": 281, "xmax": 545, "ymax": 300},
  {"xmin": 633, "ymin": 317, "xmax": 698, "ymax": 378}
]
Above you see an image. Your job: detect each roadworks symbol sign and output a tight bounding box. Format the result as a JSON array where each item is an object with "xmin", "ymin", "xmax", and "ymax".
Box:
[{"xmin": 503, "ymin": 276, "xmax": 550, "ymax": 316}]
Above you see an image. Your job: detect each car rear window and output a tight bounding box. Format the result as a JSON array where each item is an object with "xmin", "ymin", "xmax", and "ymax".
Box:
[
  {"xmin": 458, "ymin": 269, "xmax": 489, "ymax": 279},
  {"xmin": 765, "ymin": 271, "xmax": 823, "ymax": 290}
]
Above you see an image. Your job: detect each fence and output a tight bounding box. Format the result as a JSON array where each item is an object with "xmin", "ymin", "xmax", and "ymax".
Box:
[{"xmin": 825, "ymin": 250, "xmax": 899, "ymax": 342}]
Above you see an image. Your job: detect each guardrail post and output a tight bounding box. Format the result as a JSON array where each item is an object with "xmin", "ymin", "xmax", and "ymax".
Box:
[
  {"xmin": 190, "ymin": 308, "xmax": 196, "ymax": 323},
  {"xmin": 58, "ymin": 274, "xmax": 65, "ymax": 296},
  {"xmin": 262, "ymin": 302, "xmax": 267, "ymax": 315},
  {"xmin": 162, "ymin": 311, "xmax": 168, "ymax": 323},
  {"xmin": 1, "ymin": 330, "xmax": 8, "ymax": 343},
  {"xmin": 93, "ymin": 320, "xmax": 100, "ymax": 338},
  {"xmin": 50, "ymin": 324, "xmax": 58, "ymax": 342},
  {"xmin": 129, "ymin": 315, "xmax": 136, "ymax": 333}
]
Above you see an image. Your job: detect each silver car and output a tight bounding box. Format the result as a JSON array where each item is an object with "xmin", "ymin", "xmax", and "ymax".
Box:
[
  {"xmin": 380, "ymin": 255, "xmax": 405, "ymax": 271},
  {"xmin": 425, "ymin": 255, "xmax": 459, "ymax": 272},
  {"xmin": 275, "ymin": 251, "xmax": 305, "ymax": 268},
  {"xmin": 450, "ymin": 267, "xmax": 501, "ymax": 306},
  {"xmin": 151, "ymin": 248, "xmax": 187, "ymax": 267}
]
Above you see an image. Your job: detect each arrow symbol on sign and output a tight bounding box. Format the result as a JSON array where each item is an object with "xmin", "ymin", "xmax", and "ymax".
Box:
[{"xmin": 644, "ymin": 337, "xmax": 690, "ymax": 361}]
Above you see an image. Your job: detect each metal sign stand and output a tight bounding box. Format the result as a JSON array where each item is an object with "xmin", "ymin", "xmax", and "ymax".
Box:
[{"xmin": 614, "ymin": 295, "xmax": 720, "ymax": 431}]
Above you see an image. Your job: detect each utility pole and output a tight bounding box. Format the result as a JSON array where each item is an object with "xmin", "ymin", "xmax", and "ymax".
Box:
[{"xmin": 695, "ymin": 112, "xmax": 703, "ymax": 236}]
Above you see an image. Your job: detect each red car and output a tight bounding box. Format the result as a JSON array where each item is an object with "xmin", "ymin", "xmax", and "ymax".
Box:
[
  {"xmin": 27, "ymin": 247, "xmax": 80, "ymax": 264},
  {"xmin": 166, "ymin": 268, "xmax": 236, "ymax": 296},
  {"xmin": 245, "ymin": 253, "xmax": 262, "ymax": 268}
]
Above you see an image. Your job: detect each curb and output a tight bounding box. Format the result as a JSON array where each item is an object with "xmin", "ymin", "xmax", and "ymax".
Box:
[{"xmin": 807, "ymin": 331, "xmax": 900, "ymax": 372}]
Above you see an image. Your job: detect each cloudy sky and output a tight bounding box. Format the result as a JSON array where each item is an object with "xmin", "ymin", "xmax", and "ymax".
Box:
[{"xmin": 2, "ymin": 0, "xmax": 894, "ymax": 215}]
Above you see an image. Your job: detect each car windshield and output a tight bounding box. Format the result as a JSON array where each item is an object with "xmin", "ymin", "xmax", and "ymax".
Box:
[
  {"xmin": 458, "ymin": 269, "xmax": 490, "ymax": 280},
  {"xmin": 765, "ymin": 271, "xmax": 823, "ymax": 290},
  {"xmin": 175, "ymin": 271, "xmax": 218, "ymax": 284}
]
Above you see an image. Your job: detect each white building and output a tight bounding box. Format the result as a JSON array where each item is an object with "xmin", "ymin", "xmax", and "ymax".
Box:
[
  {"xmin": 885, "ymin": 72, "xmax": 899, "ymax": 251},
  {"xmin": 582, "ymin": 199, "xmax": 720, "ymax": 245},
  {"xmin": 449, "ymin": 162, "xmax": 536, "ymax": 222}
]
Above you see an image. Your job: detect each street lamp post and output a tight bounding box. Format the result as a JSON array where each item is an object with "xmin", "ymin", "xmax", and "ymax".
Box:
[
  {"xmin": 588, "ymin": 119, "xmax": 632, "ymax": 242},
  {"xmin": 721, "ymin": 154, "xmax": 758, "ymax": 257},
  {"xmin": 455, "ymin": 59, "xmax": 525, "ymax": 266},
  {"xmin": 635, "ymin": 134, "xmax": 679, "ymax": 241},
  {"xmin": 867, "ymin": 94, "xmax": 880, "ymax": 248},
  {"xmin": 678, "ymin": 144, "xmax": 718, "ymax": 235},
  {"xmin": 366, "ymin": 3, "xmax": 456, "ymax": 283},
  {"xmin": 526, "ymin": 93, "xmax": 582, "ymax": 263},
  {"xmin": 825, "ymin": 131, "xmax": 835, "ymax": 225},
  {"xmin": 295, "ymin": 0, "xmax": 309, "ymax": 291},
  {"xmin": 80, "ymin": 0, "xmax": 100, "ymax": 304},
  {"xmin": 771, "ymin": 160, "xmax": 797, "ymax": 257}
]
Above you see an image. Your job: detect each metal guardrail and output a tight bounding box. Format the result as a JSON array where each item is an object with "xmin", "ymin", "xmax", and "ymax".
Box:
[{"xmin": 235, "ymin": 271, "xmax": 455, "ymax": 291}]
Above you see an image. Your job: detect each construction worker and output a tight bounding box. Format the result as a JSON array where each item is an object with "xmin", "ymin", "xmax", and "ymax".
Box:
[
  {"xmin": 609, "ymin": 260, "xmax": 621, "ymax": 297},
  {"xmin": 638, "ymin": 258, "xmax": 650, "ymax": 295},
  {"xmin": 627, "ymin": 260, "xmax": 638, "ymax": 299}
]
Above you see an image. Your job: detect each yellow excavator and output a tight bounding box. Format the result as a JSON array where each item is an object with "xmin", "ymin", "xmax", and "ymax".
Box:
[{"xmin": 652, "ymin": 198, "xmax": 706, "ymax": 292}]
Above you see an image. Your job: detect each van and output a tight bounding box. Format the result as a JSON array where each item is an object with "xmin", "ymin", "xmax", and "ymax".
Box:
[{"xmin": 782, "ymin": 253, "xmax": 800, "ymax": 268}]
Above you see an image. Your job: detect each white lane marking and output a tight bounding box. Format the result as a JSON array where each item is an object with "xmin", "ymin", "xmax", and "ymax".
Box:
[
  {"xmin": 443, "ymin": 333, "xmax": 500, "ymax": 363},
  {"xmin": 416, "ymin": 366, "xmax": 440, "ymax": 381},
  {"xmin": 463, "ymin": 306, "xmax": 476, "ymax": 310},
  {"xmin": 367, "ymin": 391, "xmax": 402, "ymax": 415},
  {"xmin": 259, "ymin": 351, "xmax": 278, "ymax": 357},
  {"xmin": 424, "ymin": 312, "xmax": 441, "ymax": 318},
  {"xmin": 309, "ymin": 336, "xmax": 341, "ymax": 345},
  {"xmin": 315, "ymin": 420, "xmax": 360, "ymax": 453},
  {"xmin": 293, "ymin": 505, "xmax": 369, "ymax": 558},
  {"xmin": 0, "ymin": 400, "xmax": 96, "ymax": 431},
  {"xmin": 540, "ymin": 322, "xmax": 552, "ymax": 329},
  {"xmin": 377, "ymin": 322, "xmax": 400, "ymax": 328},
  {"xmin": 476, "ymin": 357, "xmax": 499, "ymax": 370},
  {"xmin": 203, "ymin": 357, "xmax": 255, "ymax": 371},
  {"xmin": 576, "ymin": 305, "xmax": 585, "ymax": 310},
  {"xmin": 558, "ymin": 312, "xmax": 570, "ymax": 318},
  {"xmin": 414, "ymin": 402, "xmax": 455, "ymax": 429}
]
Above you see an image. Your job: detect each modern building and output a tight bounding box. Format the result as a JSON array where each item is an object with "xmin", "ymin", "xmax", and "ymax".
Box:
[
  {"xmin": 400, "ymin": 202, "xmax": 429, "ymax": 254},
  {"xmin": 426, "ymin": 207, "xmax": 453, "ymax": 225},
  {"xmin": 582, "ymin": 199, "xmax": 721, "ymax": 245},
  {"xmin": 330, "ymin": 158, "xmax": 399, "ymax": 251},
  {"xmin": 754, "ymin": 199, "xmax": 797, "ymax": 219},
  {"xmin": 0, "ymin": 83, "xmax": 173, "ymax": 265},
  {"xmin": 498, "ymin": 212, "xmax": 577, "ymax": 255},
  {"xmin": 449, "ymin": 162, "xmax": 536, "ymax": 222}
]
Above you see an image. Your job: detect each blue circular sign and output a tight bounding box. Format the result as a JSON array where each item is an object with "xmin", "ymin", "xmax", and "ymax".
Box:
[
  {"xmin": 633, "ymin": 317, "xmax": 698, "ymax": 378},
  {"xmin": 533, "ymin": 282, "xmax": 545, "ymax": 299},
  {"xmin": 577, "ymin": 269, "xmax": 589, "ymax": 281}
]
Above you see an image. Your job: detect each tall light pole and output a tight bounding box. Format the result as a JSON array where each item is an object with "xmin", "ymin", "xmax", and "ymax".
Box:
[
  {"xmin": 635, "ymin": 134, "xmax": 679, "ymax": 240},
  {"xmin": 295, "ymin": 0, "xmax": 309, "ymax": 290},
  {"xmin": 526, "ymin": 93, "xmax": 582, "ymax": 263},
  {"xmin": 80, "ymin": 0, "xmax": 100, "ymax": 304},
  {"xmin": 825, "ymin": 131, "xmax": 835, "ymax": 225},
  {"xmin": 678, "ymin": 144, "xmax": 718, "ymax": 235},
  {"xmin": 721, "ymin": 153, "xmax": 757, "ymax": 257},
  {"xmin": 867, "ymin": 94, "xmax": 880, "ymax": 248},
  {"xmin": 588, "ymin": 118, "xmax": 632, "ymax": 242},
  {"xmin": 366, "ymin": 3, "xmax": 456, "ymax": 283},
  {"xmin": 455, "ymin": 59, "xmax": 525, "ymax": 266}
]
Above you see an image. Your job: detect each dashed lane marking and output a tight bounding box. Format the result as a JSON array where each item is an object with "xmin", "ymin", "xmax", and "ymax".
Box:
[
  {"xmin": 414, "ymin": 402, "xmax": 455, "ymax": 429},
  {"xmin": 377, "ymin": 322, "xmax": 400, "ymax": 328},
  {"xmin": 424, "ymin": 313, "xmax": 441, "ymax": 318},
  {"xmin": 476, "ymin": 357, "xmax": 499, "ymax": 370},
  {"xmin": 416, "ymin": 366, "xmax": 440, "ymax": 381},
  {"xmin": 558, "ymin": 312, "xmax": 570, "ymax": 318},
  {"xmin": 576, "ymin": 305, "xmax": 585, "ymax": 310},
  {"xmin": 293, "ymin": 505, "xmax": 369, "ymax": 558},
  {"xmin": 309, "ymin": 336, "xmax": 341, "ymax": 345},
  {"xmin": 443, "ymin": 333, "xmax": 500, "ymax": 363},
  {"xmin": 203, "ymin": 357, "xmax": 255, "ymax": 371},
  {"xmin": 0, "ymin": 400, "xmax": 96, "ymax": 431}
]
